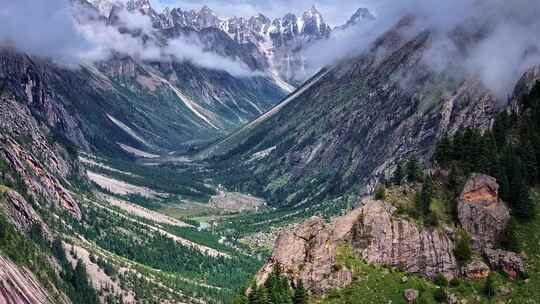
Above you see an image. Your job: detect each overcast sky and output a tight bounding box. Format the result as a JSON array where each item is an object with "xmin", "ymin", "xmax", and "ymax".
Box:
[{"xmin": 149, "ymin": 0, "xmax": 373, "ymax": 26}]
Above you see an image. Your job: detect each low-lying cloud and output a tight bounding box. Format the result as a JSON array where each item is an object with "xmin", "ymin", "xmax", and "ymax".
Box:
[
  {"xmin": 0, "ymin": 0, "xmax": 256, "ymax": 77},
  {"xmin": 303, "ymin": 0, "xmax": 540, "ymax": 98}
]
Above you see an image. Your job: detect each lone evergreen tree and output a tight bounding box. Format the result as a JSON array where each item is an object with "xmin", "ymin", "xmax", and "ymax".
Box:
[
  {"xmin": 393, "ymin": 163, "xmax": 404, "ymax": 185},
  {"xmin": 484, "ymin": 273, "xmax": 498, "ymax": 299},
  {"xmin": 375, "ymin": 184, "xmax": 386, "ymax": 200},
  {"xmin": 406, "ymin": 157, "xmax": 422, "ymax": 183},
  {"xmin": 233, "ymin": 295, "xmax": 249, "ymax": 304},
  {"xmin": 454, "ymin": 233, "xmax": 472, "ymax": 264},
  {"xmin": 514, "ymin": 180, "xmax": 535, "ymax": 220},
  {"xmin": 293, "ymin": 280, "xmax": 308, "ymax": 304},
  {"xmin": 435, "ymin": 135, "xmax": 452, "ymax": 166},
  {"xmin": 501, "ymin": 218, "xmax": 521, "ymax": 252},
  {"xmin": 417, "ymin": 175, "xmax": 434, "ymax": 217}
]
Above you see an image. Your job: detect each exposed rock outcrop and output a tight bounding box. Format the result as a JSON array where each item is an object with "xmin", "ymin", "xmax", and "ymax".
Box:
[
  {"xmin": 0, "ymin": 255, "xmax": 61, "ymax": 304},
  {"xmin": 255, "ymin": 217, "xmax": 353, "ymax": 295},
  {"xmin": 485, "ymin": 248, "xmax": 525, "ymax": 279},
  {"xmin": 0, "ymin": 189, "xmax": 49, "ymax": 236},
  {"xmin": 350, "ymin": 200, "xmax": 457, "ymax": 280},
  {"xmin": 256, "ymin": 199, "xmax": 458, "ymax": 294},
  {"xmin": 462, "ymin": 259, "xmax": 490, "ymax": 279},
  {"xmin": 457, "ymin": 174, "xmax": 510, "ymax": 250}
]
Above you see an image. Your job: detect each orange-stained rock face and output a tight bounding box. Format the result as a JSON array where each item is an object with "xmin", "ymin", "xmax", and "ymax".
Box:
[
  {"xmin": 461, "ymin": 186, "xmax": 497, "ymax": 204},
  {"xmin": 458, "ymin": 174, "xmax": 510, "ymax": 250}
]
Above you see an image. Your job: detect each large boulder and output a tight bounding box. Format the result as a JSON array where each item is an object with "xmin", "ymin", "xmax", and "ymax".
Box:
[
  {"xmin": 255, "ymin": 198, "xmax": 458, "ymax": 294},
  {"xmin": 404, "ymin": 289, "xmax": 419, "ymax": 303},
  {"xmin": 457, "ymin": 174, "xmax": 510, "ymax": 250}
]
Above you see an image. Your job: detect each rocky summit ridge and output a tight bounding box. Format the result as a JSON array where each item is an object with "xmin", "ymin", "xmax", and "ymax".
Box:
[{"xmin": 87, "ymin": 0, "xmax": 375, "ymax": 84}]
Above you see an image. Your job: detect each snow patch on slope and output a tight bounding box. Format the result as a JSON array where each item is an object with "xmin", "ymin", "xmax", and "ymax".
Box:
[
  {"xmin": 151, "ymin": 73, "xmax": 221, "ymax": 130},
  {"xmin": 106, "ymin": 114, "xmax": 150, "ymax": 147},
  {"xmin": 118, "ymin": 143, "xmax": 159, "ymax": 159}
]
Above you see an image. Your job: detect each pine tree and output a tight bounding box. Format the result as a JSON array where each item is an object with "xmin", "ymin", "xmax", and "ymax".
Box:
[
  {"xmin": 233, "ymin": 295, "xmax": 249, "ymax": 304},
  {"xmin": 406, "ymin": 157, "xmax": 422, "ymax": 183},
  {"xmin": 417, "ymin": 175, "xmax": 434, "ymax": 217},
  {"xmin": 435, "ymin": 135, "xmax": 452, "ymax": 166},
  {"xmin": 393, "ymin": 163, "xmax": 404, "ymax": 185},
  {"xmin": 450, "ymin": 131, "xmax": 464, "ymax": 161},
  {"xmin": 484, "ymin": 273, "xmax": 498, "ymax": 299},
  {"xmin": 248, "ymin": 282, "xmax": 268, "ymax": 304},
  {"xmin": 72, "ymin": 259, "xmax": 99, "ymax": 304},
  {"xmin": 454, "ymin": 234, "xmax": 472, "ymax": 264},
  {"xmin": 499, "ymin": 171, "xmax": 511, "ymax": 204},
  {"xmin": 493, "ymin": 111, "xmax": 510, "ymax": 147},
  {"xmin": 521, "ymin": 139, "xmax": 538, "ymax": 183},
  {"xmin": 479, "ymin": 133, "xmax": 499, "ymax": 175},
  {"xmin": 293, "ymin": 280, "xmax": 308, "ymax": 304},
  {"xmin": 501, "ymin": 218, "xmax": 521, "ymax": 252},
  {"xmin": 374, "ymin": 184, "xmax": 386, "ymax": 200},
  {"xmin": 248, "ymin": 283, "xmax": 259, "ymax": 304},
  {"xmin": 508, "ymin": 153, "xmax": 524, "ymax": 206},
  {"xmin": 265, "ymin": 264, "xmax": 292, "ymax": 304},
  {"xmin": 514, "ymin": 180, "xmax": 535, "ymax": 220}
]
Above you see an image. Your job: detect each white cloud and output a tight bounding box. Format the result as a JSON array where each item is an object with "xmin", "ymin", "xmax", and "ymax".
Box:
[
  {"xmin": 302, "ymin": 0, "xmax": 540, "ymax": 98},
  {"xmin": 0, "ymin": 0, "xmax": 257, "ymax": 77}
]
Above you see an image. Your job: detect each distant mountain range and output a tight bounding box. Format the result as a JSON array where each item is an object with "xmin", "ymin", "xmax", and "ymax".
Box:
[{"xmin": 88, "ymin": 0, "xmax": 376, "ymax": 85}]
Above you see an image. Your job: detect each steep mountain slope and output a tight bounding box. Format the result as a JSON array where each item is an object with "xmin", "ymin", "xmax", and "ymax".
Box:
[
  {"xmin": 203, "ymin": 18, "xmax": 526, "ymax": 211},
  {"xmin": 0, "ymin": 61, "xmax": 266, "ymax": 303}
]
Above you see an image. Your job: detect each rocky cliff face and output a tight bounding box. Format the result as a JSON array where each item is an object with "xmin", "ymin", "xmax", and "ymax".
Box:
[
  {"xmin": 0, "ymin": 255, "xmax": 63, "ymax": 304},
  {"xmin": 256, "ymin": 198, "xmax": 458, "ymax": 295},
  {"xmin": 0, "ymin": 81, "xmax": 82, "ymax": 219},
  {"xmin": 457, "ymin": 174, "xmax": 510, "ymax": 250},
  {"xmin": 351, "ymin": 200, "xmax": 458, "ymax": 279}
]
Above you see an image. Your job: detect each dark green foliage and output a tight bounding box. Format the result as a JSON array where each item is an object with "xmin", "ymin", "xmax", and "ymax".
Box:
[
  {"xmin": 392, "ymin": 163, "xmax": 404, "ymax": 185},
  {"xmin": 514, "ymin": 179, "xmax": 536, "ymax": 220},
  {"xmin": 484, "ymin": 273, "xmax": 498, "ymax": 299},
  {"xmin": 454, "ymin": 233, "xmax": 472, "ymax": 264},
  {"xmin": 449, "ymin": 278, "xmax": 461, "ymax": 288},
  {"xmin": 264, "ymin": 265, "xmax": 292, "ymax": 304},
  {"xmin": 406, "ymin": 157, "xmax": 422, "ymax": 183},
  {"xmin": 0, "ymin": 213, "xmax": 98, "ymax": 303},
  {"xmin": 434, "ymin": 273, "xmax": 449, "ymax": 287},
  {"xmin": 0, "ymin": 217, "xmax": 4, "ymax": 240},
  {"xmin": 51, "ymin": 239, "xmax": 99, "ymax": 304},
  {"xmin": 501, "ymin": 218, "xmax": 521, "ymax": 252},
  {"xmin": 434, "ymin": 82, "xmax": 540, "ymax": 221},
  {"xmin": 67, "ymin": 203, "xmax": 260, "ymax": 302},
  {"xmin": 417, "ymin": 175, "xmax": 434, "ymax": 217},
  {"xmin": 243, "ymin": 264, "xmax": 300, "ymax": 304},
  {"xmin": 434, "ymin": 135, "xmax": 452, "ymax": 166},
  {"xmin": 293, "ymin": 280, "xmax": 308, "ymax": 304},
  {"xmin": 71, "ymin": 260, "xmax": 100, "ymax": 304},
  {"xmin": 433, "ymin": 288, "xmax": 448, "ymax": 303},
  {"xmin": 233, "ymin": 294, "xmax": 249, "ymax": 304},
  {"xmin": 374, "ymin": 184, "xmax": 386, "ymax": 200}
]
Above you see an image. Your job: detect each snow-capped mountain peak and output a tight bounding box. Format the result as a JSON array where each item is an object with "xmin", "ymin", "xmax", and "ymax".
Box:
[{"xmin": 339, "ymin": 7, "xmax": 376, "ymax": 30}]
